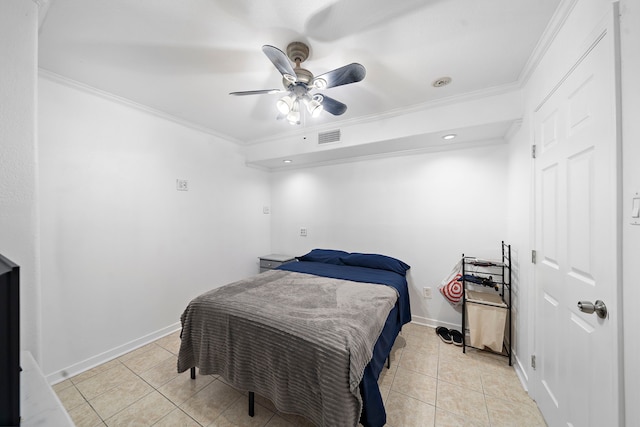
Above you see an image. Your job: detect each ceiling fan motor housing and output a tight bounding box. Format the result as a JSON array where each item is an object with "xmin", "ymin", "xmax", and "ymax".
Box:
[
  {"xmin": 286, "ymin": 41, "xmax": 310, "ymax": 64},
  {"xmin": 284, "ymin": 68, "xmax": 314, "ymax": 87},
  {"xmin": 282, "ymin": 42, "xmax": 314, "ymax": 87}
]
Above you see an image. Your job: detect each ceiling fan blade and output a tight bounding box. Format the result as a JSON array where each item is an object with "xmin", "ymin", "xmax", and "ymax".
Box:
[
  {"xmin": 229, "ymin": 89, "xmax": 285, "ymax": 96},
  {"xmin": 320, "ymin": 95, "xmax": 347, "ymax": 116},
  {"xmin": 262, "ymin": 45, "xmax": 296, "ymax": 80},
  {"xmin": 313, "ymin": 63, "xmax": 366, "ymax": 89}
]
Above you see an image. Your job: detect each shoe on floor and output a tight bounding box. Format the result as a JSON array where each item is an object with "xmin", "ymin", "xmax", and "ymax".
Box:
[
  {"xmin": 436, "ymin": 326, "xmax": 452, "ymax": 344},
  {"xmin": 450, "ymin": 329, "xmax": 463, "ymax": 346}
]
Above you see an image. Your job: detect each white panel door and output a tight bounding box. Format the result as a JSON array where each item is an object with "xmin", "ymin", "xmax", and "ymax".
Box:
[{"xmin": 533, "ymin": 13, "xmax": 621, "ymax": 427}]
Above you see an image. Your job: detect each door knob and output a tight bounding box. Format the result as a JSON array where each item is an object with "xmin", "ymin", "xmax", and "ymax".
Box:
[{"xmin": 577, "ymin": 300, "xmax": 608, "ymax": 319}]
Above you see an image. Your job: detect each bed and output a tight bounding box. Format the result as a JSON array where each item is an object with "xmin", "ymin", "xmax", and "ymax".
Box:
[{"xmin": 177, "ymin": 249, "xmax": 412, "ymax": 427}]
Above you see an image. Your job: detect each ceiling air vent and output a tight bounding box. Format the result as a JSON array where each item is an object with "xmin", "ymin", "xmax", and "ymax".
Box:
[{"xmin": 318, "ymin": 129, "xmax": 341, "ymax": 145}]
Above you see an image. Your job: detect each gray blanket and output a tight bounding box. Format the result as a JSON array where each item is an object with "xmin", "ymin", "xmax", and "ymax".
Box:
[{"xmin": 177, "ymin": 269, "xmax": 398, "ymax": 426}]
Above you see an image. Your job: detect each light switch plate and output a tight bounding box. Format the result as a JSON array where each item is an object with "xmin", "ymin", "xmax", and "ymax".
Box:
[{"xmin": 176, "ymin": 179, "xmax": 188, "ymax": 191}]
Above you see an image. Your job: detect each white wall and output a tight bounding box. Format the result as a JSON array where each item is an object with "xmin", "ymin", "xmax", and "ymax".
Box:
[
  {"xmin": 270, "ymin": 145, "xmax": 508, "ymax": 327},
  {"xmin": 0, "ymin": 0, "xmax": 41, "ymax": 362},
  {"xmin": 504, "ymin": 115, "xmax": 533, "ymax": 382},
  {"xmin": 620, "ymin": 0, "xmax": 640, "ymax": 424},
  {"xmin": 38, "ymin": 76, "xmax": 271, "ymax": 380}
]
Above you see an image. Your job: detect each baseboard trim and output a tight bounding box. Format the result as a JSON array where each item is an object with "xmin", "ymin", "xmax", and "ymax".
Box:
[
  {"xmin": 512, "ymin": 351, "xmax": 530, "ymax": 391},
  {"xmin": 408, "ymin": 315, "xmax": 461, "ymax": 331},
  {"xmin": 46, "ymin": 322, "xmax": 181, "ymax": 385}
]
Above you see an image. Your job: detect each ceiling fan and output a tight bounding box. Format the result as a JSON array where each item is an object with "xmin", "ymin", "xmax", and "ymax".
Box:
[{"xmin": 230, "ymin": 42, "xmax": 366, "ymax": 125}]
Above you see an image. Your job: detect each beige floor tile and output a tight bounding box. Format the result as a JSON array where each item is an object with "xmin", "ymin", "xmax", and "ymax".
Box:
[
  {"xmin": 118, "ymin": 342, "xmax": 159, "ymax": 363},
  {"xmin": 388, "ymin": 337, "xmax": 406, "ymax": 368},
  {"xmin": 75, "ymin": 363, "xmax": 138, "ymax": 401},
  {"xmin": 380, "ymin": 385, "xmax": 391, "ymax": 404},
  {"xmin": 57, "ymin": 384, "xmax": 86, "ymax": 412},
  {"xmin": 385, "ymin": 390, "xmax": 436, "ymax": 427},
  {"xmin": 402, "ymin": 323, "xmax": 431, "ymax": 336},
  {"xmin": 437, "ymin": 357, "xmax": 483, "ymax": 392},
  {"xmin": 89, "ymin": 375, "xmax": 154, "ymax": 420},
  {"xmin": 52, "ymin": 378, "xmax": 74, "ymax": 393},
  {"xmin": 403, "ymin": 329, "xmax": 441, "ymax": 351},
  {"xmin": 378, "ymin": 363, "xmax": 397, "ymax": 389},
  {"xmin": 155, "ymin": 330, "xmax": 182, "ymax": 355},
  {"xmin": 434, "ymin": 408, "xmax": 487, "ymax": 427},
  {"xmin": 391, "ymin": 366, "xmax": 437, "ymax": 406},
  {"xmin": 486, "ymin": 397, "xmax": 547, "ymax": 427},
  {"xmin": 154, "ymin": 408, "xmax": 201, "ymax": 427},
  {"xmin": 436, "ymin": 380, "xmax": 489, "ymax": 426},
  {"xmin": 67, "ymin": 401, "xmax": 104, "ymax": 427},
  {"xmin": 481, "ymin": 370, "xmax": 533, "ymax": 406},
  {"xmin": 210, "ymin": 396, "xmax": 275, "ymax": 426},
  {"xmin": 438, "ymin": 343, "xmax": 474, "ymax": 366},
  {"xmin": 120, "ymin": 344, "xmax": 174, "ymax": 374},
  {"xmin": 71, "ymin": 359, "xmax": 123, "ymax": 385},
  {"xmin": 179, "ymin": 379, "xmax": 243, "ymax": 425},
  {"xmin": 139, "ymin": 355, "xmax": 180, "ymax": 388},
  {"xmin": 105, "ymin": 390, "xmax": 176, "ymax": 426},
  {"xmin": 398, "ymin": 346, "xmax": 439, "ymax": 378},
  {"xmin": 158, "ymin": 369, "xmax": 215, "ymax": 406},
  {"xmin": 54, "ymin": 321, "xmax": 549, "ymax": 427}
]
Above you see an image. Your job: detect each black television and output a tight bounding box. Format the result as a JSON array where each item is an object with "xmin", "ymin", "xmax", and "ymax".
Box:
[{"xmin": 0, "ymin": 253, "xmax": 20, "ymax": 426}]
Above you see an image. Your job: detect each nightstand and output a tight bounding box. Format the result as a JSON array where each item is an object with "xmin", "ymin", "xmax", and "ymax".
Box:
[{"xmin": 259, "ymin": 254, "xmax": 296, "ymax": 273}]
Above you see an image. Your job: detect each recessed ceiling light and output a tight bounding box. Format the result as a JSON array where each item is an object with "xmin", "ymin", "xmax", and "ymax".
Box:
[
  {"xmin": 442, "ymin": 134, "xmax": 457, "ymax": 140},
  {"xmin": 432, "ymin": 77, "xmax": 452, "ymax": 87},
  {"xmin": 283, "ymin": 159, "xmax": 292, "ymax": 164}
]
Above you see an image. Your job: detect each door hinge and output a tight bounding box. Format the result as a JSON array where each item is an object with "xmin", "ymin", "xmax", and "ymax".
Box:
[
  {"xmin": 531, "ymin": 249, "xmax": 537, "ymax": 264},
  {"xmin": 531, "ymin": 354, "xmax": 536, "ymax": 369},
  {"xmin": 531, "ymin": 144, "xmax": 537, "ymax": 159}
]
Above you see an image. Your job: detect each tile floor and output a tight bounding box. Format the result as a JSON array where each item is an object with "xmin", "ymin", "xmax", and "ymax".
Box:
[{"xmin": 54, "ymin": 323, "xmax": 547, "ymax": 426}]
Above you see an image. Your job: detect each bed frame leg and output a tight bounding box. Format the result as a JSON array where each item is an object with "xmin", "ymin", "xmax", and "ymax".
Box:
[
  {"xmin": 387, "ymin": 357, "xmax": 390, "ymax": 369},
  {"xmin": 190, "ymin": 367, "xmax": 196, "ymax": 380},
  {"xmin": 248, "ymin": 391, "xmax": 255, "ymax": 417}
]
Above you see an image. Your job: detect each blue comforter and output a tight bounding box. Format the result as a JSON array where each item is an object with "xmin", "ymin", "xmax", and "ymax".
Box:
[{"xmin": 278, "ymin": 261, "xmax": 412, "ymax": 427}]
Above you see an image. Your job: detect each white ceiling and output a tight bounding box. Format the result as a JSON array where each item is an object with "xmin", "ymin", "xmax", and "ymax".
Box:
[{"xmin": 38, "ymin": 0, "xmax": 561, "ymax": 145}]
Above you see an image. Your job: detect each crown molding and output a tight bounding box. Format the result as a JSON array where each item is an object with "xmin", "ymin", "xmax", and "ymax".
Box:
[
  {"xmin": 38, "ymin": 68, "xmax": 243, "ymax": 145},
  {"xmin": 255, "ymin": 138, "xmax": 507, "ymax": 172},
  {"xmin": 518, "ymin": 0, "xmax": 580, "ymax": 86}
]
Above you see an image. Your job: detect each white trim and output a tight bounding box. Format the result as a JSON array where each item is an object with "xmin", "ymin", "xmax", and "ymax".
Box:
[
  {"xmin": 504, "ymin": 119, "xmax": 524, "ymax": 141},
  {"xmin": 46, "ymin": 322, "xmax": 181, "ymax": 385},
  {"xmin": 512, "ymin": 350, "xmax": 530, "ymax": 391},
  {"xmin": 518, "ymin": 0, "xmax": 580, "ymax": 86},
  {"xmin": 409, "ymin": 315, "xmax": 460, "ymax": 331},
  {"xmin": 38, "ymin": 68, "xmax": 243, "ymax": 145},
  {"xmin": 250, "ymin": 138, "xmax": 507, "ymax": 172}
]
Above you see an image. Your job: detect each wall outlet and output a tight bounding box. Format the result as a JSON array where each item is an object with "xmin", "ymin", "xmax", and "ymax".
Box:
[
  {"xmin": 263, "ymin": 206, "xmax": 270, "ymax": 214},
  {"xmin": 423, "ymin": 287, "xmax": 432, "ymax": 299},
  {"xmin": 300, "ymin": 227, "xmax": 308, "ymax": 237}
]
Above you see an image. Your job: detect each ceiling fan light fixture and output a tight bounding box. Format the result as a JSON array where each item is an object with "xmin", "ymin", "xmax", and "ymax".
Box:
[
  {"xmin": 286, "ymin": 101, "xmax": 301, "ymax": 125},
  {"xmin": 313, "ymin": 78, "xmax": 327, "ymax": 90},
  {"xmin": 308, "ymin": 101, "xmax": 323, "ymax": 118},
  {"xmin": 276, "ymin": 95, "xmax": 294, "ymax": 115},
  {"xmin": 302, "ymin": 95, "xmax": 323, "ymax": 118}
]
